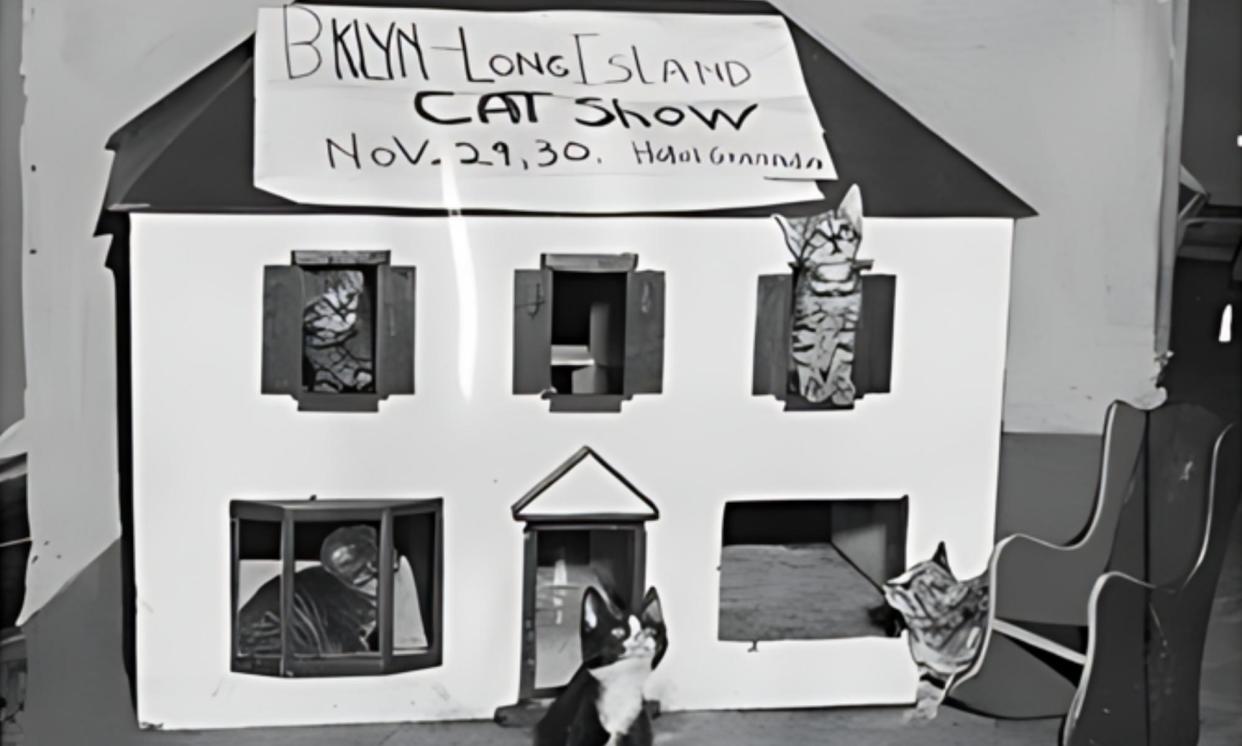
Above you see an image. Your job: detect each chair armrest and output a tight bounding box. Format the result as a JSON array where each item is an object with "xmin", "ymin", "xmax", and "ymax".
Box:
[
  {"xmin": 992, "ymin": 532, "xmax": 1107, "ymax": 627},
  {"xmin": 1062, "ymin": 572, "xmax": 1161, "ymax": 746}
]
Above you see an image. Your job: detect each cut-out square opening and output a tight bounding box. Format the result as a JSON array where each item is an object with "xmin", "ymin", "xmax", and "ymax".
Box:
[
  {"xmin": 717, "ymin": 498, "xmax": 907, "ymax": 641},
  {"xmin": 550, "ymin": 272, "xmax": 627, "ymax": 396},
  {"xmin": 231, "ymin": 499, "xmax": 441, "ymax": 677},
  {"xmin": 300, "ymin": 266, "xmax": 377, "ymax": 394}
]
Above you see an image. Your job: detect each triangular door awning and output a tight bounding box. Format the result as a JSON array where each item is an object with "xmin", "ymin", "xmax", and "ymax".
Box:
[{"xmin": 512, "ymin": 447, "xmax": 658, "ymax": 522}]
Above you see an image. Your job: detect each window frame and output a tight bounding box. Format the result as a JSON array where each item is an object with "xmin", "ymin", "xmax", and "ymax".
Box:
[
  {"xmin": 261, "ymin": 249, "xmax": 416, "ymax": 413},
  {"xmin": 512, "ymin": 252, "xmax": 665, "ymax": 413},
  {"xmin": 229, "ymin": 497, "xmax": 443, "ymax": 678},
  {"xmin": 752, "ymin": 269, "xmax": 897, "ymax": 411}
]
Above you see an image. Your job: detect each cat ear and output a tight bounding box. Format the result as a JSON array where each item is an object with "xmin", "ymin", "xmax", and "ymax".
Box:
[
  {"xmin": 581, "ymin": 587, "xmax": 605, "ymax": 633},
  {"xmin": 932, "ymin": 541, "xmax": 951, "ymax": 570},
  {"xmin": 640, "ymin": 587, "xmax": 664, "ymax": 627},
  {"xmin": 772, "ymin": 214, "xmax": 805, "ymax": 262},
  {"xmin": 837, "ymin": 184, "xmax": 864, "ymax": 234}
]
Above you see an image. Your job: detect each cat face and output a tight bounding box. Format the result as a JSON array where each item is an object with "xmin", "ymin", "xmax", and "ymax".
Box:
[
  {"xmin": 774, "ymin": 184, "xmax": 864, "ymax": 280},
  {"xmin": 580, "ymin": 587, "xmax": 667, "ymax": 671},
  {"xmin": 304, "ymin": 270, "xmax": 364, "ymax": 342},
  {"xmin": 320, "ymin": 525, "xmax": 381, "ymax": 589},
  {"xmin": 882, "ymin": 542, "xmax": 956, "ymax": 624}
]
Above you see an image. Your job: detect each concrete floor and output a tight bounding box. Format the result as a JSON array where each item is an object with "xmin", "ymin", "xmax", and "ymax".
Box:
[{"xmin": 95, "ymin": 706, "xmax": 1059, "ymax": 746}]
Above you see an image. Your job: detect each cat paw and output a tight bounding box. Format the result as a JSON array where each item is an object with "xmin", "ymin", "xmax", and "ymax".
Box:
[{"xmin": 901, "ymin": 706, "xmax": 939, "ymax": 723}]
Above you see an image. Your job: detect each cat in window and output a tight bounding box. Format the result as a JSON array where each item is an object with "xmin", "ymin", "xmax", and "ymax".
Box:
[{"xmin": 882, "ymin": 542, "xmax": 989, "ymax": 721}]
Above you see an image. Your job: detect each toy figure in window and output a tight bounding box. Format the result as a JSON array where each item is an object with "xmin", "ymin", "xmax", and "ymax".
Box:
[
  {"xmin": 302, "ymin": 269, "xmax": 375, "ymax": 393},
  {"xmin": 236, "ymin": 525, "xmax": 426, "ymax": 657}
]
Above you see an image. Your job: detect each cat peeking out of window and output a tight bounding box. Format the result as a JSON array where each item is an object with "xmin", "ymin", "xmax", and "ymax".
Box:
[
  {"xmin": 534, "ymin": 587, "xmax": 667, "ymax": 746},
  {"xmin": 882, "ymin": 542, "xmax": 989, "ymax": 721}
]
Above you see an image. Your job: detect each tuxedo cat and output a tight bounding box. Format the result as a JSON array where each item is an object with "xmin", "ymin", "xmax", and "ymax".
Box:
[{"xmin": 534, "ymin": 587, "xmax": 667, "ymax": 746}]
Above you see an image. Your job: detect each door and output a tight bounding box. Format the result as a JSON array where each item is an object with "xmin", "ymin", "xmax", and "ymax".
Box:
[{"xmin": 520, "ymin": 523, "xmax": 645, "ymax": 698}]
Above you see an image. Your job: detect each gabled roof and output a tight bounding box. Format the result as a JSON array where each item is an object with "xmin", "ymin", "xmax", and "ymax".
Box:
[
  {"xmin": 98, "ymin": 0, "xmax": 1034, "ymax": 226},
  {"xmin": 512, "ymin": 446, "xmax": 659, "ymax": 522}
]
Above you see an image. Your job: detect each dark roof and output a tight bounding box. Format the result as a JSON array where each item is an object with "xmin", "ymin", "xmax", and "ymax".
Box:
[{"xmin": 98, "ymin": 0, "xmax": 1034, "ymax": 226}]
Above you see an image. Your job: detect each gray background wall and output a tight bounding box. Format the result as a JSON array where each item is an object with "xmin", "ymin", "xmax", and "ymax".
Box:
[{"xmin": 1, "ymin": 0, "xmax": 24, "ymax": 434}]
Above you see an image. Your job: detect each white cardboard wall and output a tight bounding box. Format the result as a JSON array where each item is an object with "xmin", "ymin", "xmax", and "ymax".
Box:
[{"xmin": 129, "ymin": 213, "xmax": 1010, "ymax": 728}]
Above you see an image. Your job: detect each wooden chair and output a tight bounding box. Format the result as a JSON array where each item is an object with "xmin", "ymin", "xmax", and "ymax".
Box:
[
  {"xmin": 949, "ymin": 401, "xmax": 1148, "ymax": 718},
  {"xmin": 1061, "ymin": 417, "xmax": 1238, "ymax": 745}
]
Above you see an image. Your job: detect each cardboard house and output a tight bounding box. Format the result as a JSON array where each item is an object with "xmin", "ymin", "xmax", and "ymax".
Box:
[{"xmin": 96, "ymin": 0, "xmax": 1032, "ymax": 731}]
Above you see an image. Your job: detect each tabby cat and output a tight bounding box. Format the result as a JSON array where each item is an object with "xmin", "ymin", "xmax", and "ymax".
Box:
[
  {"xmin": 534, "ymin": 587, "xmax": 667, "ymax": 746},
  {"xmin": 237, "ymin": 524, "xmax": 383, "ymax": 658},
  {"xmin": 302, "ymin": 268, "xmax": 375, "ymax": 393},
  {"xmin": 882, "ymin": 542, "xmax": 989, "ymax": 720},
  {"xmin": 773, "ymin": 184, "xmax": 867, "ymax": 406}
]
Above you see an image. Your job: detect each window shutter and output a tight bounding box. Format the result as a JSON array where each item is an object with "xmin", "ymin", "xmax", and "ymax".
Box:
[
  {"xmin": 261, "ymin": 265, "xmax": 304, "ymax": 395},
  {"xmin": 513, "ymin": 269, "xmax": 552, "ymax": 394},
  {"xmin": 752, "ymin": 274, "xmax": 793, "ymax": 398},
  {"xmin": 623, "ymin": 270, "xmax": 666, "ymax": 395},
  {"xmin": 853, "ymin": 274, "xmax": 896, "ymax": 396},
  {"xmin": 376, "ymin": 265, "xmax": 416, "ymax": 396}
]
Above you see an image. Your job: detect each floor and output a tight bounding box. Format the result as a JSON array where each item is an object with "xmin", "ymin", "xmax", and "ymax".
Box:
[
  {"xmin": 78, "ymin": 707, "xmax": 1059, "ymax": 746},
  {"xmin": 718, "ymin": 542, "xmax": 886, "ymax": 640},
  {"xmin": 1197, "ymin": 509, "xmax": 1242, "ymax": 746}
]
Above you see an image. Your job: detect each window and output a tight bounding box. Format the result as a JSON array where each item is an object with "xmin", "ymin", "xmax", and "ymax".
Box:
[
  {"xmin": 513, "ymin": 254, "xmax": 665, "ymax": 412},
  {"xmin": 752, "ymin": 272, "xmax": 896, "ymax": 410},
  {"xmin": 230, "ymin": 498, "xmax": 442, "ymax": 677},
  {"xmin": 262, "ymin": 250, "xmax": 415, "ymax": 412},
  {"xmin": 717, "ymin": 498, "xmax": 907, "ymax": 641}
]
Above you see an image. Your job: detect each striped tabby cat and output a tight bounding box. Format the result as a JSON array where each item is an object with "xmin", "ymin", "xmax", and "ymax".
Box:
[
  {"xmin": 773, "ymin": 184, "xmax": 867, "ymax": 406},
  {"xmin": 882, "ymin": 542, "xmax": 989, "ymax": 720},
  {"xmin": 302, "ymin": 269, "xmax": 375, "ymax": 393},
  {"xmin": 237, "ymin": 525, "xmax": 382, "ymax": 658}
]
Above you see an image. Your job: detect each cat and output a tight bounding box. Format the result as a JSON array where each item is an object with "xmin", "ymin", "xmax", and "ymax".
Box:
[
  {"xmin": 534, "ymin": 587, "xmax": 667, "ymax": 746},
  {"xmin": 773, "ymin": 184, "xmax": 867, "ymax": 406},
  {"xmin": 882, "ymin": 541, "xmax": 989, "ymax": 721},
  {"xmin": 302, "ymin": 268, "xmax": 375, "ymax": 393},
  {"xmin": 237, "ymin": 524, "xmax": 383, "ymax": 658}
]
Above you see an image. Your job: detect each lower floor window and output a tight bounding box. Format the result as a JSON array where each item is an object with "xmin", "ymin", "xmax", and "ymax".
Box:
[
  {"xmin": 230, "ymin": 498, "xmax": 442, "ymax": 677},
  {"xmin": 717, "ymin": 498, "xmax": 907, "ymax": 641}
]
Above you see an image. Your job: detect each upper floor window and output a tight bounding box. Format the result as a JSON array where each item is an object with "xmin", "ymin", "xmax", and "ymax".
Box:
[
  {"xmin": 513, "ymin": 254, "xmax": 665, "ymax": 413},
  {"xmin": 261, "ymin": 250, "xmax": 415, "ymax": 412}
]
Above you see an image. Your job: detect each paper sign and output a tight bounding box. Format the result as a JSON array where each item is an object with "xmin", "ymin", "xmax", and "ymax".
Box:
[{"xmin": 253, "ymin": 5, "xmax": 835, "ymax": 212}]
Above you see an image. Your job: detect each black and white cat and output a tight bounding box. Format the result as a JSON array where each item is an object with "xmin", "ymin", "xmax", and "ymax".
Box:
[{"xmin": 534, "ymin": 587, "xmax": 667, "ymax": 746}]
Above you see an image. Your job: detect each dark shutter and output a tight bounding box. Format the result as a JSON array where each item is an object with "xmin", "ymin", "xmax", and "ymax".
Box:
[
  {"xmin": 623, "ymin": 270, "xmax": 666, "ymax": 395},
  {"xmin": 376, "ymin": 265, "xmax": 416, "ymax": 396},
  {"xmin": 513, "ymin": 269, "xmax": 552, "ymax": 394},
  {"xmin": 853, "ymin": 274, "xmax": 897, "ymax": 395},
  {"xmin": 752, "ymin": 274, "xmax": 793, "ymax": 398},
  {"xmin": 261, "ymin": 265, "xmax": 304, "ymax": 395}
]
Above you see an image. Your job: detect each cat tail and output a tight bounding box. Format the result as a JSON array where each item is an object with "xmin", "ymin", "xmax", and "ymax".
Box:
[{"xmin": 533, "ymin": 666, "xmax": 594, "ymax": 746}]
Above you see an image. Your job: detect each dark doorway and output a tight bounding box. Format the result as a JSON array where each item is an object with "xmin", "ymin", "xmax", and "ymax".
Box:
[{"xmin": 1163, "ymin": 258, "xmax": 1241, "ymax": 421}]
